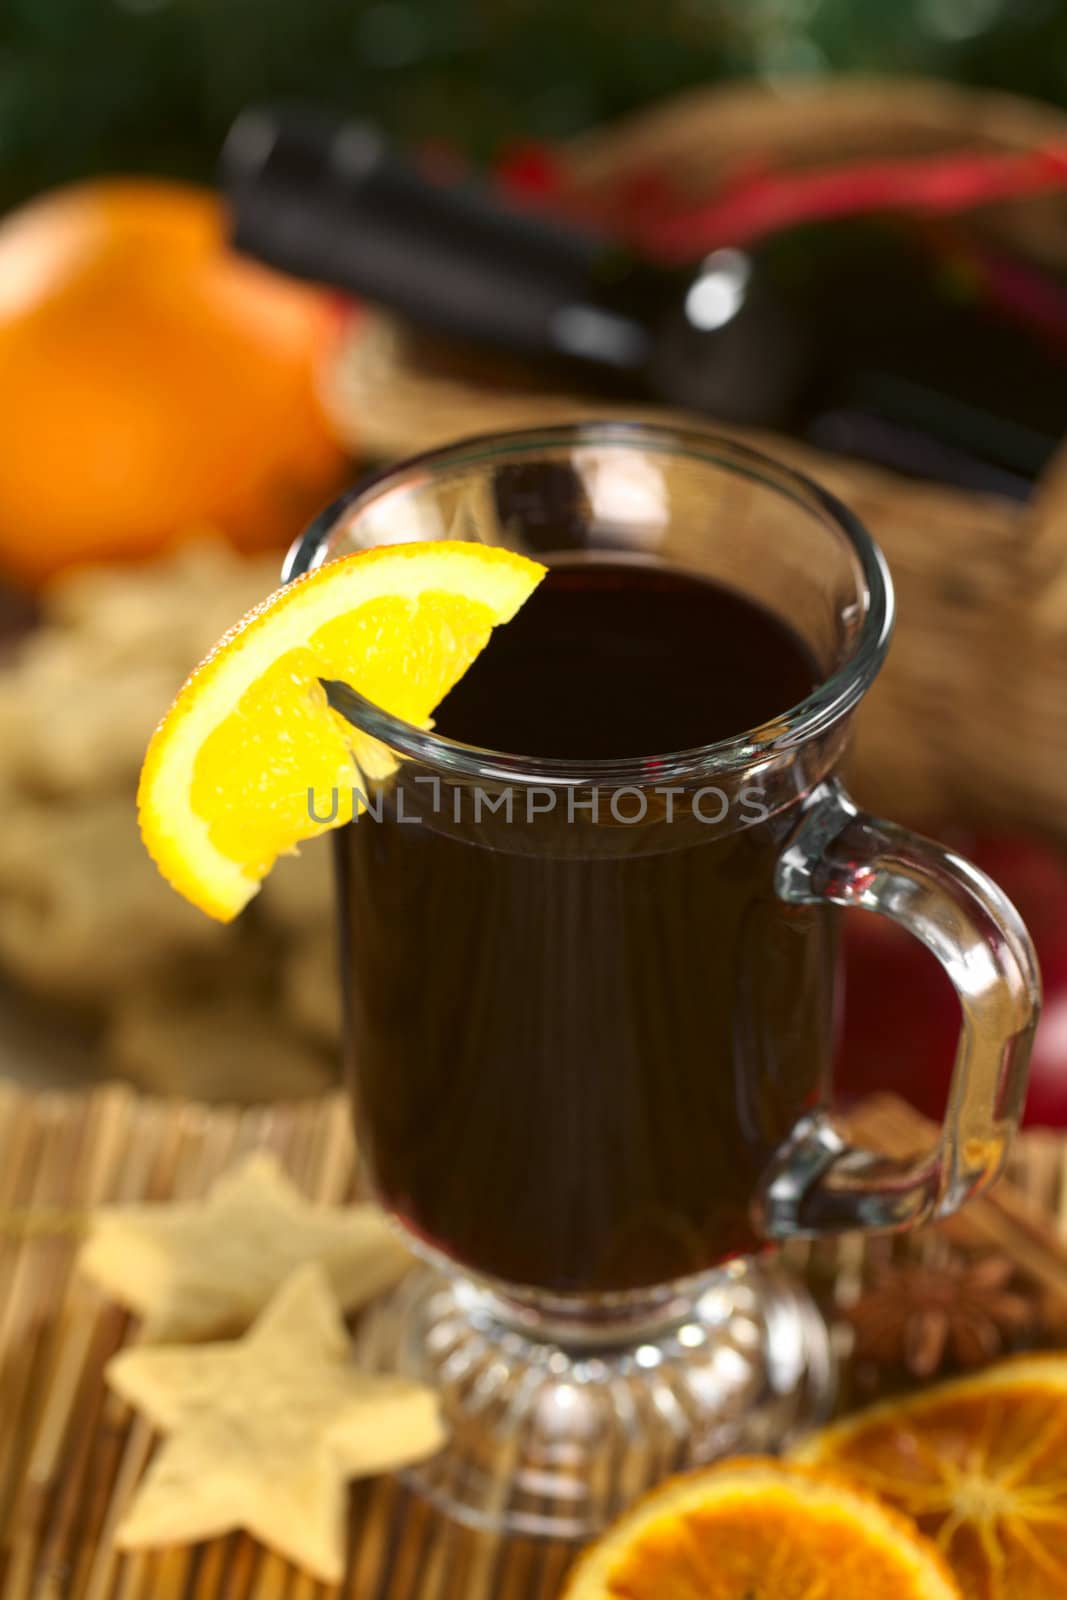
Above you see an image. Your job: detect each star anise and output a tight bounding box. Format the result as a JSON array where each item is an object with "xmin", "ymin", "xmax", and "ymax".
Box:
[{"xmin": 845, "ymin": 1254, "xmax": 1035, "ymax": 1379}]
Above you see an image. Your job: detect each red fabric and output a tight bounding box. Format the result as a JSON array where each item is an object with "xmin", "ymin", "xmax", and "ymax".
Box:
[
  {"xmin": 494, "ymin": 138, "xmax": 1067, "ymax": 262},
  {"xmin": 638, "ymin": 145, "xmax": 1067, "ymax": 261}
]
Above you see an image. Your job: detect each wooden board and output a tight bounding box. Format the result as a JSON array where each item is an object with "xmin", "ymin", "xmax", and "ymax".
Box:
[{"xmin": 0, "ymin": 1081, "xmax": 1065, "ymax": 1600}]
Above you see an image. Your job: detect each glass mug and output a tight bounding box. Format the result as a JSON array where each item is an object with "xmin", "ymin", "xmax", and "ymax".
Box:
[{"xmin": 287, "ymin": 422, "xmax": 1039, "ymax": 1537}]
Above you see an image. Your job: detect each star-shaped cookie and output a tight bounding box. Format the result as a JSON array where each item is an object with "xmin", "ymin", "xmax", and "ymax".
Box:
[
  {"xmin": 108, "ymin": 1263, "xmax": 445, "ymax": 1582},
  {"xmin": 80, "ymin": 1151, "xmax": 411, "ymax": 1340}
]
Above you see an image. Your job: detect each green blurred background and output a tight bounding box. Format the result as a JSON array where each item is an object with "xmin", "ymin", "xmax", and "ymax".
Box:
[{"xmin": 2, "ymin": 0, "xmax": 1065, "ymax": 210}]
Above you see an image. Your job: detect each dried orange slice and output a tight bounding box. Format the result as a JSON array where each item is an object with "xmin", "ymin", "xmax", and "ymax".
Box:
[
  {"xmin": 138, "ymin": 541, "xmax": 545, "ymax": 921},
  {"xmin": 794, "ymin": 1355, "xmax": 1067, "ymax": 1600},
  {"xmin": 561, "ymin": 1457, "xmax": 961, "ymax": 1600}
]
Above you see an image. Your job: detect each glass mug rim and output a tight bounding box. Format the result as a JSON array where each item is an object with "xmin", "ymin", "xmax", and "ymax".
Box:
[{"xmin": 286, "ymin": 419, "xmax": 895, "ymax": 786}]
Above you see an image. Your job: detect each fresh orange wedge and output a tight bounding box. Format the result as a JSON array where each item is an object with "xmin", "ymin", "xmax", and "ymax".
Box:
[
  {"xmin": 794, "ymin": 1355, "xmax": 1067, "ymax": 1600},
  {"xmin": 562, "ymin": 1457, "xmax": 961, "ymax": 1600},
  {"xmin": 138, "ymin": 541, "xmax": 545, "ymax": 921}
]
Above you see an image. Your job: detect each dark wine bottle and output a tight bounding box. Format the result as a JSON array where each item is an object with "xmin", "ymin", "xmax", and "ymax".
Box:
[{"xmin": 222, "ymin": 104, "xmax": 1066, "ymax": 498}]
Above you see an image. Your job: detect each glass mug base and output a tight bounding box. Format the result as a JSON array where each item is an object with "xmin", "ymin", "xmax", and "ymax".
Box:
[{"xmin": 355, "ymin": 1257, "xmax": 836, "ymax": 1539}]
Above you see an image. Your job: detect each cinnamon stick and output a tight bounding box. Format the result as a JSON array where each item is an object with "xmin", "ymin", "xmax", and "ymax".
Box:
[{"xmin": 844, "ymin": 1094, "xmax": 1067, "ymax": 1327}]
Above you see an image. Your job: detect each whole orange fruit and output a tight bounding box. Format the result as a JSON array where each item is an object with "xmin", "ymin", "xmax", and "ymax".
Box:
[{"xmin": 0, "ymin": 179, "xmax": 351, "ymax": 587}]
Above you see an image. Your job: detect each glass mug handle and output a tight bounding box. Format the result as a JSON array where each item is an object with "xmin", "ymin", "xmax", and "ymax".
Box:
[{"xmin": 759, "ymin": 780, "xmax": 1041, "ymax": 1238}]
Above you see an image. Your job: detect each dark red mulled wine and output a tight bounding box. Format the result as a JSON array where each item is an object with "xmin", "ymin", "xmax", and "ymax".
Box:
[{"xmin": 337, "ymin": 560, "xmax": 835, "ymax": 1293}]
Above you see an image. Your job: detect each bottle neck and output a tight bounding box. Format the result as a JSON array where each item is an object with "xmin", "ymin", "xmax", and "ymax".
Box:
[{"xmin": 224, "ymin": 106, "xmax": 658, "ymax": 380}]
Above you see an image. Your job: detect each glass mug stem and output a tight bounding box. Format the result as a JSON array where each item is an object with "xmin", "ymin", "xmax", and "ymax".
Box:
[{"xmin": 763, "ymin": 781, "xmax": 1040, "ymax": 1236}]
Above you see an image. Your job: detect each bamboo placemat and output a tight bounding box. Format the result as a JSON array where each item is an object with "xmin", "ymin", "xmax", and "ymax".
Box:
[{"xmin": 1, "ymin": 1079, "xmax": 1065, "ymax": 1600}]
